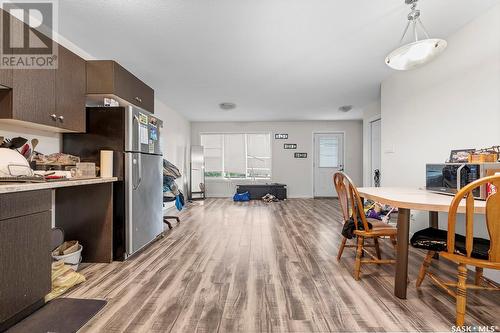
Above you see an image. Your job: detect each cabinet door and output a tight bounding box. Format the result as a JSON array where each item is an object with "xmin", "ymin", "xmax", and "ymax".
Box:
[
  {"xmin": 0, "ymin": 69, "xmax": 12, "ymax": 88},
  {"xmin": 12, "ymin": 68, "xmax": 56, "ymax": 127},
  {"xmin": 114, "ymin": 62, "xmax": 154, "ymax": 113},
  {"xmin": 55, "ymin": 45, "xmax": 86, "ymax": 132},
  {"xmin": 0, "ymin": 211, "xmax": 51, "ymax": 323}
]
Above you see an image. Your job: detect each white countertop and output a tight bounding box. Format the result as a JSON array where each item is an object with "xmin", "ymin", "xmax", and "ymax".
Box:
[{"xmin": 0, "ymin": 177, "xmax": 118, "ymax": 194}]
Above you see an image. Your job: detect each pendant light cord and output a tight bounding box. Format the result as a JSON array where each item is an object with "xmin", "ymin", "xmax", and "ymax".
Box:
[{"xmin": 398, "ymin": 0, "xmax": 430, "ymax": 44}]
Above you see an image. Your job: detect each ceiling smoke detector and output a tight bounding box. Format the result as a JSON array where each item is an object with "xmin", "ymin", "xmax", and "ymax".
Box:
[
  {"xmin": 219, "ymin": 102, "xmax": 236, "ymax": 110},
  {"xmin": 338, "ymin": 105, "xmax": 353, "ymax": 112}
]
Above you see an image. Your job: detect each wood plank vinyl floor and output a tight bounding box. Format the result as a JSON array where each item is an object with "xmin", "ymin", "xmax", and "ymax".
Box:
[{"xmin": 65, "ymin": 199, "xmax": 500, "ymax": 332}]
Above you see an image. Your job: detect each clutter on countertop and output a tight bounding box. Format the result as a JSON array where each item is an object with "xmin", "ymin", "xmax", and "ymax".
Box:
[
  {"xmin": 33, "ymin": 152, "xmax": 80, "ymax": 169},
  {"xmin": 448, "ymin": 146, "xmax": 500, "ymax": 163},
  {"xmin": 0, "ymin": 136, "xmax": 27, "ymax": 150},
  {"xmin": 100, "ymin": 150, "xmax": 114, "ymax": 178},
  {"xmin": 70, "ymin": 162, "xmax": 97, "ymax": 179},
  {"xmin": 0, "ymin": 147, "xmax": 33, "ymax": 177}
]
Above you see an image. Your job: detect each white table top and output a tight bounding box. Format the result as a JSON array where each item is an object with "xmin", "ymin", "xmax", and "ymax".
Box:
[
  {"xmin": 0, "ymin": 177, "xmax": 118, "ymax": 194},
  {"xmin": 357, "ymin": 187, "xmax": 486, "ymax": 214}
]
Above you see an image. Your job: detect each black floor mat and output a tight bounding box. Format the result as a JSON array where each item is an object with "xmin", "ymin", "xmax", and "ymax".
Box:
[{"xmin": 6, "ymin": 298, "xmax": 106, "ymax": 333}]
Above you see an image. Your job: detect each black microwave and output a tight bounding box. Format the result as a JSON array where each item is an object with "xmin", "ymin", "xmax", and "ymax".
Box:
[{"xmin": 426, "ymin": 163, "xmax": 500, "ymax": 200}]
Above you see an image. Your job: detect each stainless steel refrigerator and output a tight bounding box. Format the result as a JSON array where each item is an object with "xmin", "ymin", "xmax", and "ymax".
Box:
[{"xmin": 63, "ymin": 105, "xmax": 163, "ymax": 259}]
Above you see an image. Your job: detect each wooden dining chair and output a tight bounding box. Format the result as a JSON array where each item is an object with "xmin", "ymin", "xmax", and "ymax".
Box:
[
  {"xmin": 333, "ymin": 172, "xmax": 397, "ymax": 280},
  {"xmin": 412, "ymin": 174, "xmax": 500, "ymax": 326}
]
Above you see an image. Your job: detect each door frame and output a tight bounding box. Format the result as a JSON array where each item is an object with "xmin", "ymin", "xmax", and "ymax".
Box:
[
  {"xmin": 363, "ymin": 114, "xmax": 381, "ymax": 186},
  {"xmin": 369, "ymin": 118, "xmax": 381, "ymax": 187},
  {"xmin": 311, "ymin": 131, "xmax": 346, "ymax": 198}
]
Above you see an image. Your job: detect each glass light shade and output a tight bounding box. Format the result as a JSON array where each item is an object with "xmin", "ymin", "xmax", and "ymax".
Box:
[{"xmin": 385, "ymin": 38, "xmax": 447, "ymax": 70}]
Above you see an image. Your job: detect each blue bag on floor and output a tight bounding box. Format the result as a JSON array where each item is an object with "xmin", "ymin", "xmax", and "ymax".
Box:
[{"xmin": 233, "ymin": 191, "xmax": 250, "ymax": 202}]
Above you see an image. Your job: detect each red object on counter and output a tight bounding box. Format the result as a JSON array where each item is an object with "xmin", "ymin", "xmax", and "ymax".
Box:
[{"xmin": 44, "ymin": 175, "xmax": 66, "ymax": 180}]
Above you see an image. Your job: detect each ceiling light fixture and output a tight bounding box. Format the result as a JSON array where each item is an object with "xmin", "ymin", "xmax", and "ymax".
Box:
[
  {"xmin": 338, "ymin": 105, "xmax": 353, "ymax": 112},
  {"xmin": 385, "ymin": 0, "xmax": 447, "ymax": 71},
  {"xmin": 219, "ymin": 102, "xmax": 236, "ymax": 110}
]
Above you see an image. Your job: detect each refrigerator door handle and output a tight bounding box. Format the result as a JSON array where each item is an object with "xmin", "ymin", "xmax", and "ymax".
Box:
[
  {"xmin": 133, "ymin": 153, "xmax": 142, "ymax": 190},
  {"xmin": 133, "ymin": 114, "xmax": 141, "ymax": 151},
  {"xmin": 137, "ymin": 153, "xmax": 142, "ymax": 188}
]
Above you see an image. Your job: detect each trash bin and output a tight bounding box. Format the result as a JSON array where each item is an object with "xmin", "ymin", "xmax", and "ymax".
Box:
[{"xmin": 52, "ymin": 241, "xmax": 83, "ymax": 271}]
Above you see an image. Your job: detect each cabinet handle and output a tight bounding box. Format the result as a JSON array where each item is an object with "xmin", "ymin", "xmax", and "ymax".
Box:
[
  {"xmin": 50, "ymin": 114, "xmax": 57, "ymax": 121},
  {"xmin": 134, "ymin": 96, "xmax": 142, "ymax": 103},
  {"xmin": 58, "ymin": 115, "xmax": 64, "ymax": 122}
]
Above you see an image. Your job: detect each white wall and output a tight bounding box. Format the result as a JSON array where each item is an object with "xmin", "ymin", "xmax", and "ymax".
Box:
[
  {"xmin": 191, "ymin": 120, "xmax": 363, "ymax": 198},
  {"xmin": 155, "ymin": 100, "xmax": 191, "ymax": 195},
  {"xmin": 362, "ymin": 100, "xmax": 381, "ymax": 186},
  {"xmin": 381, "ymin": 4, "xmax": 500, "ymax": 280}
]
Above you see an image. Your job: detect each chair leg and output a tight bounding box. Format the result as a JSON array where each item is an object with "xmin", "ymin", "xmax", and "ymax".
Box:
[
  {"xmin": 163, "ymin": 219, "xmax": 173, "ymax": 229},
  {"xmin": 416, "ymin": 250, "xmax": 435, "ymax": 287},
  {"xmin": 390, "ymin": 235, "xmax": 397, "ymax": 251},
  {"xmin": 474, "ymin": 267, "xmax": 483, "ymax": 286},
  {"xmin": 456, "ymin": 264, "xmax": 468, "ymax": 327},
  {"xmin": 374, "ymin": 237, "xmax": 382, "ymax": 260},
  {"xmin": 337, "ymin": 237, "xmax": 347, "ymax": 261},
  {"xmin": 354, "ymin": 236, "xmax": 364, "ymax": 280}
]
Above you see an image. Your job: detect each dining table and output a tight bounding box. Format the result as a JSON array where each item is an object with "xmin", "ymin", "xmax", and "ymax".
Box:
[{"xmin": 356, "ymin": 187, "xmax": 486, "ymax": 299}]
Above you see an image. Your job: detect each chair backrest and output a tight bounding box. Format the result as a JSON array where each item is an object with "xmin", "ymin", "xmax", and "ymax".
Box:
[
  {"xmin": 333, "ymin": 172, "xmax": 371, "ymax": 230},
  {"xmin": 333, "ymin": 172, "xmax": 350, "ymax": 222},
  {"xmin": 447, "ymin": 174, "xmax": 500, "ymax": 263}
]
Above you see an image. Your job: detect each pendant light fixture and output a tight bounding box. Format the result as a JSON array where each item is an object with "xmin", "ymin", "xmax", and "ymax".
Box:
[{"xmin": 385, "ymin": 0, "xmax": 447, "ymax": 70}]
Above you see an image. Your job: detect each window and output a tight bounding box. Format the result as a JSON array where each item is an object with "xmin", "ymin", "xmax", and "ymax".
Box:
[
  {"xmin": 202, "ymin": 134, "xmax": 223, "ymax": 178},
  {"xmin": 224, "ymin": 134, "xmax": 246, "ymax": 178},
  {"xmin": 319, "ymin": 136, "xmax": 339, "ymax": 167},
  {"xmin": 246, "ymin": 133, "xmax": 271, "ymax": 179},
  {"xmin": 200, "ymin": 133, "xmax": 271, "ymax": 179}
]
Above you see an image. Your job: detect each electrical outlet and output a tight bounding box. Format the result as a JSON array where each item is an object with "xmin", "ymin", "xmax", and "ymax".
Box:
[{"xmin": 384, "ymin": 145, "xmax": 396, "ymax": 154}]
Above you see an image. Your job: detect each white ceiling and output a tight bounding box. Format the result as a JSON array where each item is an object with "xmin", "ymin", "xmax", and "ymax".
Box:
[{"xmin": 59, "ymin": 0, "xmax": 500, "ymax": 121}]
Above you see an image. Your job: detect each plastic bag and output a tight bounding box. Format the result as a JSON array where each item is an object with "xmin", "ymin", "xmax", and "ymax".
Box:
[
  {"xmin": 233, "ymin": 191, "xmax": 250, "ymax": 202},
  {"xmin": 45, "ymin": 261, "xmax": 86, "ymax": 302}
]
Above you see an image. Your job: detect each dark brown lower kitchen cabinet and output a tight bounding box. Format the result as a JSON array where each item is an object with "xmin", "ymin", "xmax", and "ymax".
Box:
[
  {"xmin": 55, "ymin": 45, "xmax": 86, "ymax": 132},
  {"xmin": 0, "ymin": 190, "xmax": 52, "ymax": 331}
]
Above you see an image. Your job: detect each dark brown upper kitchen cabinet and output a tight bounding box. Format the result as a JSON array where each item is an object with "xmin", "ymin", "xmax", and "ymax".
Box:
[
  {"xmin": 9, "ymin": 68, "xmax": 57, "ymax": 127},
  {"xmin": 86, "ymin": 60, "xmax": 155, "ymax": 113},
  {"xmin": 54, "ymin": 45, "xmax": 86, "ymax": 132},
  {"xmin": 0, "ymin": 45, "xmax": 86, "ymax": 132},
  {"xmin": 0, "ymin": 68, "xmax": 12, "ymax": 88}
]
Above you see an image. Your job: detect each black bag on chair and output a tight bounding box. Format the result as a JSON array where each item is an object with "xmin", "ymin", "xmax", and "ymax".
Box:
[{"xmin": 341, "ymin": 217, "xmax": 372, "ymax": 239}]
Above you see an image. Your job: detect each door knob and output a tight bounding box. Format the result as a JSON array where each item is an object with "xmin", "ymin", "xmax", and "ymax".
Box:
[{"xmin": 58, "ymin": 115, "xmax": 64, "ymax": 122}]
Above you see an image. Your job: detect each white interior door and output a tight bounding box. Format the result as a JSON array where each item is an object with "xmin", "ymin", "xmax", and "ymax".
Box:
[
  {"xmin": 313, "ymin": 133, "xmax": 344, "ymax": 197},
  {"xmin": 370, "ymin": 119, "xmax": 381, "ymax": 186}
]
